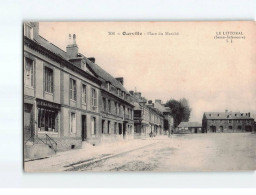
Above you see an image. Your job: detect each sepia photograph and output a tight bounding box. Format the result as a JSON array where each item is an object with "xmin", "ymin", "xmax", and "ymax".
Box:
[{"xmin": 23, "ymin": 21, "xmax": 256, "ymax": 172}]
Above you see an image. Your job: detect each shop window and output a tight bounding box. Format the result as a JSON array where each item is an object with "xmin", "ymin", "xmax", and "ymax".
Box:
[
  {"xmin": 38, "ymin": 108, "xmax": 58, "ymax": 132},
  {"xmin": 70, "ymin": 112, "xmax": 76, "ymax": 133},
  {"xmin": 69, "ymin": 78, "xmax": 77, "ymax": 101},
  {"xmin": 24, "ymin": 57, "xmax": 34, "ymax": 87},
  {"xmin": 44, "ymin": 66, "xmax": 53, "ymax": 93}
]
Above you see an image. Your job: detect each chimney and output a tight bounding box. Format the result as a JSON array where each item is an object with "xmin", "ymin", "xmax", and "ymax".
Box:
[
  {"xmin": 155, "ymin": 99, "xmax": 162, "ymax": 104},
  {"xmin": 31, "ymin": 22, "xmax": 39, "ymax": 39},
  {"xmin": 116, "ymin": 77, "xmax": 124, "ymax": 85},
  {"xmin": 134, "ymin": 92, "xmax": 141, "ymax": 99},
  {"xmin": 129, "ymin": 90, "xmax": 134, "ymax": 95},
  {"xmin": 148, "ymin": 100, "xmax": 152, "ymax": 104},
  {"xmin": 66, "ymin": 34, "xmax": 78, "ymax": 58},
  {"xmin": 248, "ymin": 112, "xmax": 251, "ymax": 117},
  {"xmin": 88, "ymin": 57, "xmax": 95, "ymax": 63},
  {"xmin": 225, "ymin": 109, "xmax": 228, "ymax": 113}
]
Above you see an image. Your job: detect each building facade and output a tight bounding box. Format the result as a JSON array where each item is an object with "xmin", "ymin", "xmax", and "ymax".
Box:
[
  {"xmin": 24, "ymin": 22, "xmax": 134, "ymax": 160},
  {"xmin": 176, "ymin": 122, "xmax": 202, "ymax": 134},
  {"xmin": 202, "ymin": 110, "xmax": 255, "ymax": 133},
  {"xmin": 86, "ymin": 60, "xmax": 135, "ymax": 142},
  {"xmin": 131, "ymin": 92, "xmax": 165, "ymax": 138},
  {"xmin": 153, "ymin": 99, "xmax": 174, "ymax": 134}
]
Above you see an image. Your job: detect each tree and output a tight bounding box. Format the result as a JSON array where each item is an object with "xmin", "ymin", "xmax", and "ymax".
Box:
[{"xmin": 165, "ymin": 98, "xmax": 192, "ymax": 128}]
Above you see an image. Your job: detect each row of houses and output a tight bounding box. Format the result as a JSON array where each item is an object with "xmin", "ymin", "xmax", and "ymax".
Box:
[
  {"xmin": 176, "ymin": 110, "xmax": 255, "ymax": 134},
  {"xmin": 23, "ymin": 22, "xmax": 173, "ymax": 160}
]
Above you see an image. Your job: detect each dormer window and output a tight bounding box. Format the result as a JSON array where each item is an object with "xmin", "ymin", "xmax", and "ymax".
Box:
[
  {"xmin": 117, "ymin": 89, "xmax": 120, "ymax": 96},
  {"xmin": 209, "ymin": 114, "xmax": 211, "ymax": 116},
  {"xmin": 218, "ymin": 114, "xmax": 220, "ymax": 116},
  {"xmin": 24, "ymin": 23, "xmax": 33, "ymax": 39}
]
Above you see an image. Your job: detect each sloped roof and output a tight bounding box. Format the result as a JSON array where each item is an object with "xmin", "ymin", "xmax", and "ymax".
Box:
[
  {"xmin": 35, "ymin": 36, "xmax": 69, "ymax": 59},
  {"xmin": 178, "ymin": 122, "xmax": 202, "ymax": 128},
  {"xmin": 85, "ymin": 58, "xmax": 128, "ymax": 93},
  {"xmin": 204, "ymin": 112, "xmax": 253, "ymax": 120}
]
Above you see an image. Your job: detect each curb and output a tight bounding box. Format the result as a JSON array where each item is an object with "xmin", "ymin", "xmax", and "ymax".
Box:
[{"xmin": 62, "ymin": 141, "xmax": 161, "ymax": 171}]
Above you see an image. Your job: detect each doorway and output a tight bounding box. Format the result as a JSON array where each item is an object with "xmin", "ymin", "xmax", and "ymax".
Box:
[
  {"xmin": 123, "ymin": 122, "xmax": 127, "ymax": 138},
  {"xmin": 81, "ymin": 115, "xmax": 87, "ymax": 141}
]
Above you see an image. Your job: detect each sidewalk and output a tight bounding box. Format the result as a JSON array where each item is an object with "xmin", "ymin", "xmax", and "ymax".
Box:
[{"xmin": 24, "ymin": 136, "xmax": 168, "ymax": 172}]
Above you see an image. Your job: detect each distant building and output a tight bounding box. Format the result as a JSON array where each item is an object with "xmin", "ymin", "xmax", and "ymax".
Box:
[
  {"xmin": 176, "ymin": 122, "xmax": 202, "ymax": 134},
  {"xmin": 202, "ymin": 110, "xmax": 255, "ymax": 133},
  {"xmin": 130, "ymin": 92, "xmax": 165, "ymax": 138},
  {"xmin": 153, "ymin": 99, "xmax": 174, "ymax": 133}
]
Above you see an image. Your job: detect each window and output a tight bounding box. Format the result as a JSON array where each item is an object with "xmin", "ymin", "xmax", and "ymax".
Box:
[
  {"xmin": 229, "ymin": 120, "xmax": 232, "ymax": 123},
  {"xmin": 69, "ymin": 78, "xmax": 76, "ymax": 101},
  {"xmin": 114, "ymin": 102, "xmax": 117, "ymax": 114},
  {"xmin": 114, "ymin": 122, "xmax": 117, "ymax": 134},
  {"xmin": 108, "ymin": 100, "xmax": 111, "ymax": 113},
  {"xmin": 70, "ymin": 112, "xmax": 76, "ymax": 133},
  {"xmin": 91, "ymin": 117, "xmax": 96, "ymax": 135},
  {"xmin": 44, "ymin": 67, "xmax": 53, "ymax": 93},
  {"xmin": 117, "ymin": 103, "xmax": 120, "ymax": 115},
  {"xmin": 107, "ymin": 121, "xmax": 111, "ymax": 134},
  {"xmin": 91, "ymin": 88, "xmax": 97, "ymax": 111},
  {"xmin": 102, "ymin": 97, "xmax": 106, "ymax": 111},
  {"xmin": 24, "ymin": 57, "xmax": 34, "ymax": 87},
  {"xmin": 38, "ymin": 108, "xmax": 58, "ymax": 132},
  {"xmin": 24, "ymin": 23, "xmax": 33, "ymax": 39},
  {"xmin": 82, "ymin": 84, "xmax": 87, "ymax": 104}
]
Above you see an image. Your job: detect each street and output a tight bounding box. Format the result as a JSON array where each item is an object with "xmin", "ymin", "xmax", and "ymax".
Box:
[{"xmin": 73, "ymin": 133, "xmax": 256, "ymax": 172}]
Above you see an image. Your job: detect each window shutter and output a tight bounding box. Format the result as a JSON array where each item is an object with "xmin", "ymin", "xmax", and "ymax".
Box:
[
  {"xmin": 51, "ymin": 70, "xmax": 53, "ymax": 93},
  {"xmin": 74, "ymin": 81, "xmax": 77, "ymax": 100},
  {"xmin": 69, "ymin": 79, "xmax": 72, "ymax": 99}
]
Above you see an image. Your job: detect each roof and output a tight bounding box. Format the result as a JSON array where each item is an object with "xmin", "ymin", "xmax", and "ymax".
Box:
[
  {"xmin": 85, "ymin": 58, "xmax": 128, "ymax": 93},
  {"xmin": 178, "ymin": 122, "xmax": 202, "ymax": 128},
  {"xmin": 204, "ymin": 112, "xmax": 253, "ymax": 120},
  {"xmin": 35, "ymin": 36, "xmax": 69, "ymax": 59}
]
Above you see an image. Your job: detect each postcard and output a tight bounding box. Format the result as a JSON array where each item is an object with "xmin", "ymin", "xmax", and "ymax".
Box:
[{"xmin": 23, "ymin": 21, "xmax": 256, "ymax": 172}]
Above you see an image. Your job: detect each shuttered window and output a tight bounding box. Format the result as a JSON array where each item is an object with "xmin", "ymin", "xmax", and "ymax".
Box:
[
  {"xmin": 82, "ymin": 84, "xmax": 87, "ymax": 104},
  {"xmin": 69, "ymin": 78, "xmax": 76, "ymax": 101},
  {"xmin": 91, "ymin": 88, "xmax": 97, "ymax": 111},
  {"xmin": 70, "ymin": 112, "xmax": 76, "ymax": 133},
  {"xmin": 44, "ymin": 67, "xmax": 53, "ymax": 93},
  {"xmin": 24, "ymin": 57, "xmax": 34, "ymax": 87}
]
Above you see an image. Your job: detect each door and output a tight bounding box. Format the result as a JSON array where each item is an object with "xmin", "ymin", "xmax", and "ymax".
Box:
[
  {"xmin": 24, "ymin": 104, "xmax": 33, "ymax": 142},
  {"xmin": 81, "ymin": 115, "xmax": 87, "ymax": 141},
  {"xmin": 123, "ymin": 122, "xmax": 127, "ymax": 138}
]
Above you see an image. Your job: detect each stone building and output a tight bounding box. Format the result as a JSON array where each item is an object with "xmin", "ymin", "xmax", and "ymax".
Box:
[
  {"xmin": 153, "ymin": 99, "xmax": 174, "ymax": 134},
  {"xmin": 130, "ymin": 92, "xmax": 165, "ymax": 138},
  {"xmin": 86, "ymin": 60, "xmax": 135, "ymax": 143},
  {"xmin": 202, "ymin": 110, "xmax": 255, "ymax": 133},
  {"xmin": 24, "ymin": 22, "xmax": 102, "ymax": 159},
  {"xmin": 24, "ymin": 22, "xmax": 134, "ymax": 159},
  {"xmin": 176, "ymin": 122, "xmax": 202, "ymax": 134}
]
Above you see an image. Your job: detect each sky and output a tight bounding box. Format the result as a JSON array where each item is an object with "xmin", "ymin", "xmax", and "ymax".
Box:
[{"xmin": 39, "ymin": 22, "xmax": 256, "ymax": 122}]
